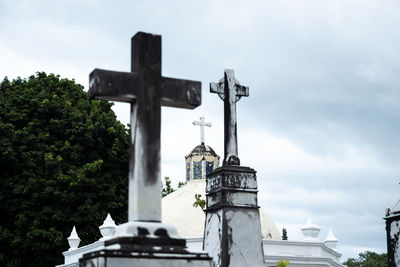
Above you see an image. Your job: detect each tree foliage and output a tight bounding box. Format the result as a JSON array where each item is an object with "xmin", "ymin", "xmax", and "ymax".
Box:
[
  {"xmin": 0, "ymin": 73, "xmax": 129, "ymax": 266},
  {"xmin": 162, "ymin": 177, "xmax": 185, "ymax": 197},
  {"xmin": 343, "ymin": 251, "xmax": 387, "ymax": 267},
  {"xmin": 162, "ymin": 177, "xmax": 175, "ymax": 197},
  {"xmin": 193, "ymin": 193, "xmax": 206, "ymax": 211}
]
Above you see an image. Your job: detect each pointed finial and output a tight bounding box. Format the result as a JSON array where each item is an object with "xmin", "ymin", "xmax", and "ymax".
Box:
[
  {"xmin": 324, "ymin": 229, "xmax": 339, "ymax": 249},
  {"xmin": 99, "ymin": 213, "xmax": 117, "ymax": 240},
  {"xmin": 67, "ymin": 226, "xmax": 81, "ymax": 251},
  {"xmin": 301, "ymin": 217, "xmax": 321, "ymax": 241}
]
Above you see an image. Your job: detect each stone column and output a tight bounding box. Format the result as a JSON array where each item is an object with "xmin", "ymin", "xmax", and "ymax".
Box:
[{"xmin": 203, "ymin": 165, "xmax": 265, "ymax": 267}]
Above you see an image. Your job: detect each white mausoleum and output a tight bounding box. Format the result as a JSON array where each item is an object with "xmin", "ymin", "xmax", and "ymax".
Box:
[{"xmin": 57, "ymin": 140, "xmax": 345, "ymax": 267}]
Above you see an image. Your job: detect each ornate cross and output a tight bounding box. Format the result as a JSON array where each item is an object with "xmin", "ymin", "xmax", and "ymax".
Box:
[
  {"xmin": 210, "ymin": 69, "xmax": 248, "ymax": 166},
  {"xmin": 89, "ymin": 32, "xmax": 201, "ymax": 222},
  {"xmin": 193, "ymin": 116, "xmax": 212, "ymax": 145}
]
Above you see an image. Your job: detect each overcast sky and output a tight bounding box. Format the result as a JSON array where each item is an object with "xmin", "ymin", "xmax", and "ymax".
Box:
[{"xmin": 1, "ymin": 0, "xmax": 399, "ymax": 261}]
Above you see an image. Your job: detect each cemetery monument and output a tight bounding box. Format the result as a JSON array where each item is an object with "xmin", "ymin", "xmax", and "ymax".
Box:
[
  {"xmin": 203, "ymin": 69, "xmax": 265, "ymax": 267},
  {"xmin": 79, "ymin": 31, "xmax": 213, "ymax": 267}
]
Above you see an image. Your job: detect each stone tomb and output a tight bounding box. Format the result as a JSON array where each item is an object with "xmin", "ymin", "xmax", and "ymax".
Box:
[{"xmin": 204, "ymin": 166, "xmax": 264, "ymax": 267}]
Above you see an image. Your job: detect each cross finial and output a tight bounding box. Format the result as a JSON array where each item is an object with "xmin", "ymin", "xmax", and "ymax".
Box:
[
  {"xmin": 210, "ymin": 69, "xmax": 248, "ymax": 166},
  {"xmin": 193, "ymin": 116, "xmax": 212, "ymax": 145}
]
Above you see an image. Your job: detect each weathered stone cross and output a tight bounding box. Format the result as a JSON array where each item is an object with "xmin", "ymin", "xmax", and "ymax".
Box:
[
  {"xmin": 193, "ymin": 116, "xmax": 212, "ymax": 145},
  {"xmin": 210, "ymin": 69, "xmax": 248, "ymax": 166},
  {"xmin": 88, "ymin": 32, "xmax": 201, "ymax": 223}
]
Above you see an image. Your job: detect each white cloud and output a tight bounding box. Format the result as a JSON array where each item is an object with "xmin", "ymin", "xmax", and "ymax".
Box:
[{"xmin": 239, "ymin": 128, "xmax": 390, "ymax": 177}]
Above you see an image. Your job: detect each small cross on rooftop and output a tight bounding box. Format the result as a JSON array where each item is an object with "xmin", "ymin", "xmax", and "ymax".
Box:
[{"xmin": 193, "ymin": 116, "xmax": 212, "ymax": 145}]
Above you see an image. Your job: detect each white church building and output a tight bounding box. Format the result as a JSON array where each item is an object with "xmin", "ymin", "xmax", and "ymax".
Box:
[
  {"xmin": 163, "ymin": 142, "xmax": 344, "ymax": 267},
  {"xmin": 57, "ymin": 140, "xmax": 345, "ymax": 267}
]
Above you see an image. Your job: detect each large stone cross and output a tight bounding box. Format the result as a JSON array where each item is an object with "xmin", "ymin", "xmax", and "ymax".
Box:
[
  {"xmin": 210, "ymin": 69, "xmax": 248, "ymax": 166},
  {"xmin": 89, "ymin": 32, "xmax": 201, "ymax": 222},
  {"xmin": 193, "ymin": 116, "xmax": 212, "ymax": 145}
]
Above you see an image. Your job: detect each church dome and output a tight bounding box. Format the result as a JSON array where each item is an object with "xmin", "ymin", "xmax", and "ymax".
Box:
[
  {"xmin": 164, "ymin": 120, "xmax": 281, "ymax": 241},
  {"xmin": 185, "ymin": 143, "xmax": 220, "ymax": 181},
  {"xmin": 162, "ymin": 179, "xmax": 281, "ymax": 240},
  {"xmin": 187, "ymin": 144, "xmax": 218, "ymax": 157}
]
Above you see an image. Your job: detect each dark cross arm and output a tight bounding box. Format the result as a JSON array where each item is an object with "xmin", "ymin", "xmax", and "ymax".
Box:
[
  {"xmin": 89, "ymin": 69, "xmax": 140, "ymax": 102},
  {"xmin": 162, "ymin": 77, "xmax": 201, "ymax": 109},
  {"xmin": 89, "ymin": 69, "xmax": 201, "ymax": 108},
  {"xmin": 210, "ymin": 82, "xmax": 224, "ymax": 94},
  {"xmin": 235, "ymin": 84, "xmax": 249, "ymax": 97},
  {"xmin": 210, "ymin": 80, "xmax": 249, "ymax": 101}
]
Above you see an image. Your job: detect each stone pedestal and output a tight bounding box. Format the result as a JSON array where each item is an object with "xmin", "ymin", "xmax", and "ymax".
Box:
[
  {"xmin": 80, "ymin": 222, "xmax": 213, "ymax": 267},
  {"xmin": 203, "ymin": 166, "xmax": 264, "ymax": 267},
  {"xmin": 385, "ymin": 205, "xmax": 400, "ymax": 267}
]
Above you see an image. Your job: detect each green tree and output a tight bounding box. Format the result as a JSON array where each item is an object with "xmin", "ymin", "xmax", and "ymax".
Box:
[
  {"xmin": 0, "ymin": 73, "xmax": 129, "ymax": 266},
  {"xmin": 343, "ymin": 251, "xmax": 387, "ymax": 267},
  {"xmin": 162, "ymin": 177, "xmax": 174, "ymax": 197},
  {"xmin": 162, "ymin": 177, "xmax": 185, "ymax": 197},
  {"xmin": 193, "ymin": 194, "xmax": 206, "ymax": 211}
]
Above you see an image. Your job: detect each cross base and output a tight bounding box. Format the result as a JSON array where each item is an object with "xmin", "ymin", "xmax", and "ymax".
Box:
[
  {"xmin": 79, "ymin": 222, "xmax": 213, "ymax": 267},
  {"xmin": 111, "ymin": 221, "xmax": 180, "ymax": 239},
  {"xmin": 223, "ymin": 154, "xmax": 240, "ymax": 166}
]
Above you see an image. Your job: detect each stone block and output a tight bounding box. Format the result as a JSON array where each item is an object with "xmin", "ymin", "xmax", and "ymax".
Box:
[{"xmin": 203, "ymin": 166, "xmax": 264, "ymax": 267}]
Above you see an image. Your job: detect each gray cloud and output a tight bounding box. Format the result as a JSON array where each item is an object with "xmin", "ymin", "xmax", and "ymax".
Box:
[{"xmin": 1, "ymin": 0, "xmax": 399, "ymax": 261}]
